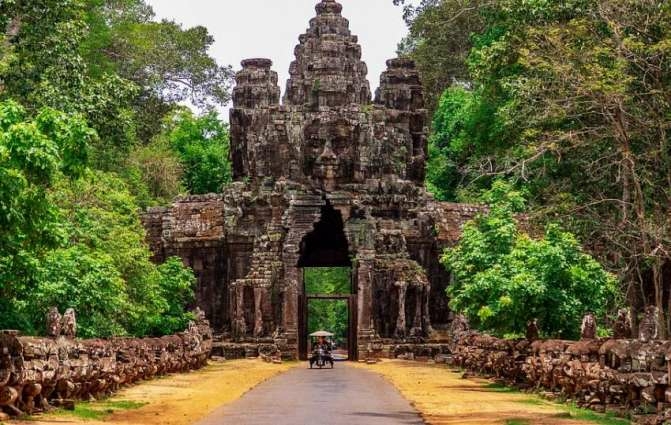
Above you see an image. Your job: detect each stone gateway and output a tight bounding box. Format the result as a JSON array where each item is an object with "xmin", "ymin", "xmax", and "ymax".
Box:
[{"xmin": 143, "ymin": 0, "xmax": 480, "ymax": 360}]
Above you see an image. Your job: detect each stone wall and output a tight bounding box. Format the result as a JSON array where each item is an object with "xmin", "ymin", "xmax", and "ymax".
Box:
[
  {"xmin": 447, "ymin": 315, "xmax": 671, "ymax": 424},
  {"xmin": 0, "ymin": 315, "xmax": 212, "ymax": 419}
]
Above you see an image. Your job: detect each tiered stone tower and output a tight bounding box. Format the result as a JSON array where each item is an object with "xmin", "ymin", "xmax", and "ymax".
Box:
[{"xmin": 143, "ymin": 0, "xmax": 483, "ymax": 359}]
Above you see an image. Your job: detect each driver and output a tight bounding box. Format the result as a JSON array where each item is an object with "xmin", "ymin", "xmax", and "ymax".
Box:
[{"xmin": 315, "ymin": 335, "xmax": 332, "ymax": 352}]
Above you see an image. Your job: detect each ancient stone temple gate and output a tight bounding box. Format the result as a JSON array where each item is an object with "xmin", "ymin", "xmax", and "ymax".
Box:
[{"xmin": 143, "ymin": 0, "xmax": 482, "ymax": 360}]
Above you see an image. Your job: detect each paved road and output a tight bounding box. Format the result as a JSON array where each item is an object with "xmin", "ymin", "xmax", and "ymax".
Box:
[{"xmin": 197, "ymin": 362, "xmax": 424, "ymax": 425}]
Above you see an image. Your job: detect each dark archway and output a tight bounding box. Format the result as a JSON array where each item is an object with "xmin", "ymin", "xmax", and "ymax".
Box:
[
  {"xmin": 297, "ymin": 201, "xmax": 357, "ymax": 361},
  {"xmin": 298, "ymin": 202, "xmax": 351, "ymax": 268}
]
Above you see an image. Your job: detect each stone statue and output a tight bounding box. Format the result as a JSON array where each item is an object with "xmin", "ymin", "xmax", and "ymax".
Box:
[
  {"xmin": 61, "ymin": 308, "xmax": 77, "ymax": 339},
  {"xmin": 46, "ymin": 307, "xmax": 62, "ymax": 338},
  {"xmin": 638, "ymin": 305, "xmax": 661, "ymax": 342},
  {"xmin": 613, "ymin": 308, "xmax": 632, "ymax": 339},
  {"xmin": 193, "ymin": 307, "xmax": 207, "ymax": 323},
  {"xmin": 580, "ymin": 313, "xmax": 597, "ymax": 340},
  {"xmin": 449, "ymin": 314, "xmax": 470, "ymax": 337},
  {"xmin": 526, "ymin": 319, "xmax": 540, "ymax": 341}
]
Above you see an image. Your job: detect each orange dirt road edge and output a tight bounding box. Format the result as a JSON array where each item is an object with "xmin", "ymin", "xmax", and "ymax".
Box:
[
  {"xmin": 351, "ymin": 360, "xmax": 610, "ymax": 425},
  {"xmin": 12, "ymin": 359, "xmax": 297, "ymax": 425}
]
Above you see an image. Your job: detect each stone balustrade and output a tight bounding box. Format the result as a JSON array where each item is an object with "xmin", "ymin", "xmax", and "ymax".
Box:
[
  {"xmin": 0, "ymin": 312, "xmax": 212, "ymax": 419},
  {"xmin": 448, "ymin": 312, "xmax": 671, "ymax": 424}
]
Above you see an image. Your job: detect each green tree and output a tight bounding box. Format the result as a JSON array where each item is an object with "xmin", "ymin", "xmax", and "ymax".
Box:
[
  {"xmin": 29, "ymin": 245, "xmax": 130, "ymax": 337},
  {"xmin": 304, "ymin": 267, "xmax": 351, "ymax": 348},
  {"xmin": 422, "ymin": 0, "xmax": 671, "ymax": 334},
  {"xmin": 164, "ymin": 110, "xmax": 231, "ymax": 195},
  {"xmin": 38, "ymin": 170, "xmax": 196, "ymax": 337},
  {"xmin": 1, "ymin": 0, "xmax": 233, "ymax": 166},
  {"xmin": 443, "ymin": 182, "xmax": 617, "ymax": 339},
  {"xmin": 0, "ymin": 101, "xmax": 93, "ymax": 298},
  {"xmin": 130, "ymin": 139, "xmax": 184, "ymax": 205},
  {"xmin": 82, "ymin": 0, "xmax": 233, "ymax": 142},
  {"xmin": 0, "ymin": 0, "xmax": 140, "ymax": 168},
  {"xmin": 0, "ymin": 1, "xmax": 212, "ymax": 337},
  {"xmin": 153, "ymin": 257, "xmax": 196, "ymax": 335},
  {"xmin": 427, "ymin": 86, "xmax": 503, "ymax": 201},
  {"xmin": 394, "ymin": 0, "xmax": 485, "ymax": 113},
  {"xmin": 304, "ymin": 267, "xmax": 351, "ymax": 295}
]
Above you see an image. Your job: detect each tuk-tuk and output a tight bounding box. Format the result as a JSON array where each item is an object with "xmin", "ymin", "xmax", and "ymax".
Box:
[{"xmin": 309, "ymin": 330, "xmax": 335, "ymax": 369}]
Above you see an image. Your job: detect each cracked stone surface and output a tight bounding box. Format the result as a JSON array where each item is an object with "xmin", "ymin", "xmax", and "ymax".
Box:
[{"xmin": 142, "ymin": 0, "xmax": 483, "ymax": 360}]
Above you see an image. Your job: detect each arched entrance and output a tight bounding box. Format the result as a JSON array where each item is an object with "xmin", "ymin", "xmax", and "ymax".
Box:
[{"xmin": 297, "ymin": 201, "xmax": 358, "ymax": 361}]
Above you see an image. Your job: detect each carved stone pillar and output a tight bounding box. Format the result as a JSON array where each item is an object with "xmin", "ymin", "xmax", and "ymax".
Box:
[
  {"xmin": 422, "ymin": 286, "xmax": 433, "ymax": 335},
  {"xmin": 232, "ymin": 286, "xmax": 246, "ymax": 339},
  {"xmin": 282, "ymin": 262, "xmax": 300, "ymax": 335},
  {"xmin": 357, "ymin": 254, "xmax": 375, "ymax": 336},
  {"xmin": 253, "ymin": 287, "xmax": 264, "ymax": 338},
  {"xmin": 410, "ymin": 287, "xmax": 423, "ymax": 337},
  {"xmin": 395, "ymin": 281, "xmax": 407, "ymax": 338}
]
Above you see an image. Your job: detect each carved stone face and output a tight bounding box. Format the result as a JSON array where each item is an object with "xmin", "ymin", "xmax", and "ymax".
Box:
[{"xmin": 303, "ymin": 118, "xmax": 356, "ymax": 189}]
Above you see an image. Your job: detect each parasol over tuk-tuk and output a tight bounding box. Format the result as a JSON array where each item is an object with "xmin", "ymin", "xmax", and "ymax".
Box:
[{"xmin": 309, "ymin": 330, "xmax": 335, "ymax": 369}]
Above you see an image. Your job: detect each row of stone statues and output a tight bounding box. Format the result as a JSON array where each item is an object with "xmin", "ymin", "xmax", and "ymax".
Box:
[
  {"xmin": 46, "ymin": 307, "xmax": 77, "ymax": 338},
  {"xmin": 0, "ymin": 308, "xmax": 213, "ymax": 419},
  {"xmin": 523, "ymin": 307, "xmax": 651, "ymax": 342},
  {"xmin": 449, "ymin": 308, "xmax": 670, "ymax": 424}
]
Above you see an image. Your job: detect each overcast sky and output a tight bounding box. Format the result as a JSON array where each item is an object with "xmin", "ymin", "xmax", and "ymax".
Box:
[{"xmin": 146, "ymin": 0, "xmax": 408, "ymax": 116}]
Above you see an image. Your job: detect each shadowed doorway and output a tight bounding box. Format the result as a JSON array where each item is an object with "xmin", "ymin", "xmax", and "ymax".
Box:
[{"xmin": 298, "ymin": 202, "xmax": 357, "ymax": 361}]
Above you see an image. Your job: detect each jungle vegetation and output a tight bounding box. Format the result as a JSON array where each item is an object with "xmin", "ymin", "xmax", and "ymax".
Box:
[
  {"xmin": 0, "ymin": 0, "xmax": 666, "ymax": 339},
  {"xmin": 0, "ymin": 0, "xmax": 232, "ymax": 336},
  {"xmin": 397, "ymin": 0, "xmax": 671, "ymax": 336}
]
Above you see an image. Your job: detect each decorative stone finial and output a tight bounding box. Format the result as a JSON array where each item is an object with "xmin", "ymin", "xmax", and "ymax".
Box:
[
  {"xmin": 613, "ymin": 308, "xmax": 632, "ymax": 339},
  {"xmin": 316, "ymin": 0, "xmax": 342, "ymax": 15},
  {"xmin": 526, "ymin": 319, "xmax": 539, "ymax": 341},
  {"xmin": 639, "ymin": 305, "xmax": 661, "ymax": 342},
  {"xmin": 241, "ymin": 58, "xmax": 273, "ymax": 69},
  {"xmin": 580, "ymin": 313, "xmax": 597, "ymax": 340},
  {"xmin": 61, "ymin": 308, "xmax": 77, "ymax": 339},
  {"xmin": 46, "ymin": 307, "xmax": 62, "ymax": 338}
]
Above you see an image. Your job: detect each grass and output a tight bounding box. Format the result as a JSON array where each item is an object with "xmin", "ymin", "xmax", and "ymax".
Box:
[
  {"xmin": 53, "ymin": 400, "xmax": 147, "ymax": 421},
  {"xmin": 565, "ymin": 403, "xmax": 630, "ymax": 425},
  {"xmin": 518, "ymin": 395, "xmax": 630, "ymax": 424},
  {"xmin": 484, "ymin": 382, "xmax": 517, "ymax": 393},
  {"xmin": 518, "ymin": 398, "xmax": 546, "ymax": 406},
  {"xmin": 485, "ymin": 382, "xmax": 630, "ymax": 424}
]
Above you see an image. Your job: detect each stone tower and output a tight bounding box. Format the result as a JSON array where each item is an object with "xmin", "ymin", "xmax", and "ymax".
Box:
[{"xmin": 143, "ymin": 0, "xmax": 482, "ymax": 360}]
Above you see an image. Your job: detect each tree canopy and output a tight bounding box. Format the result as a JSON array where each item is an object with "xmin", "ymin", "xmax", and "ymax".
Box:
[
  {"xmin": 401, "ymin": 0, "xmax": 671, "ymax": 333},
  {"xmin": 443, "ymin": 182, "xmax": 618, "ymax": 339},
  {"xmin": 0, "ymin": 0, "xmax": 232, "ymax": 337}
]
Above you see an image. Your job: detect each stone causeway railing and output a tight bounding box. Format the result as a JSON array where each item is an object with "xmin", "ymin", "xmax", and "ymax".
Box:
[
  {"xmin": 448, "ymin": 310, "xmax": 671, "ymax": 424},
  {"xmin": 0, "ymin": 309, "xmax": 212, "ymax": 419}
]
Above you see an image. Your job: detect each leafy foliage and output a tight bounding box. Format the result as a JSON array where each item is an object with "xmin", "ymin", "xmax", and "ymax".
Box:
[
  {"xmin": 27, "ymin": 171, "xmax": 195, "ymax": 337},
  {"xmin": 0, "ymin": 0, "xmax": 140, "ymax": 167},
  {"xmin": 0, "ymin": 101, "xmax": 94, "ymax": 297},
  {"xmin": 305, "ymin": 268, "xmax": 351, "ymax": 347},
  {"xmin": 163, "ymin": 110, "xmax": 231, "ymax": 195},
  {"xmin": 130, "ymin": 139, "xmax": 184, "ymax": 205},
  {"xmin": 395, "ymin": 0, "xmax": 486, "ymax": 114},
  {"xmin": 308, "ymin": 299, "xmax": 349, "ymax": 349},
  {"xmin": 0, "ymin": 102, "xmax": 195, "ymax": 337},
  {"xmin": 0, "ymin": 0, "xmax": 228, "ymax": 337},
  {"xmin": 411, "ymin": 0, "xmax": 671, "ymax": 332},
  {"xmin": 443, "ymin": 182, "xmax": 617, "ymax": 339},
  {"xmin": 304, "ymin": 267, "xmax": 352, "ymax": 295},
  {"xmin": 0, "ymin": 0, "xmax": 232, "ymax": 167}
]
